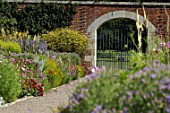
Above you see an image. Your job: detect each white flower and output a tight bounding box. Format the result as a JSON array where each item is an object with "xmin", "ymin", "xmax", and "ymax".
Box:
[
  {"xmin": 21, "ymin": 67, "xmax": 26, "ymax": 71},
  {"xmin": 0, "ymin": 97, "xmax": 4, "ymax": 106}
]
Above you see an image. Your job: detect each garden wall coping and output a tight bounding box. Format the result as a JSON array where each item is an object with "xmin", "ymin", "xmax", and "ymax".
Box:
[{"xmin": 5, "ymin": 0, "xmax": 170, "ymax": 7}]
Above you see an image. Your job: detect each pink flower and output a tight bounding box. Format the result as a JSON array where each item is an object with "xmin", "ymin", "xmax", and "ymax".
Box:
[
  {"xmin": 91, "ymin": 66, "xmax": 99, "ymax": 73},
  {"xmin": 167, "ymin": 42, "xmax": 170, "ymax": 49},
  {"xmin": 20, "ymin": 73, "xmax": 26, "ymax": 77},
  {"xmin": 26, "ymin": 59, "xmax": 32, "ymax": 64}
]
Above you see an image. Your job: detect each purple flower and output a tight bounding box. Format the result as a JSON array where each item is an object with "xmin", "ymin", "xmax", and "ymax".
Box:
[
  {"xmin": 150, "ymin": 74, "xmax": 157, "ymax": 79},
  {"xmin": 71, "ymin": 96, "xmax": 79, "ymax": 104},
  {"xmin": 153, "ymin": 60, "xmax": 160, "ymax": 67},
  {"xmin": 89, "ymin": 73, "xmax": 98, "ymax": 79},
  {"xmin": 141, "ymin": 78, "xmax": 146, "ymax": 83},
  {"xmin": 167, "ymin": 42, "xmax": 170, "ymax": 49},
  {"xmin": 133, "ymin": 70, "xmax": 143, "ymax": 78},
  {"xmin": 166, "ymin": 95, "xmax": 170, "ymax": 104},
  {"xmin": 159, "ymin": 85, "xmax": 167, "ymax": 89},
  {"xmin": 160, "ymin": 79, "xmax": 170, "ymax": 85},
  {"xmin": 123, "ymin": 107, "xmax": 127, "ymax": 113},
  {"xmin": 167, "ymin": 84, "xmax": 170, "ymax": 90},
  {"xmin": 27, "ymin": 108, "xmax": 32, "ymax": 112},
  {"xmin": 77, "ymin": 94, "xmax": 85, "ymax": 99},
  {"xmin": 143, "ymin": 67, "xmax": 152, "ymax": 72},
  {"xmin": 38, "ymin": 49, "xmax": 42, "ymax": 54},
  {"xmin": 166, "ymin": 108, "xmax": 170, "ymax": 113},
  {"xmin": 91, "ymin": 105, "xmax": 103, "ymax": 113}
]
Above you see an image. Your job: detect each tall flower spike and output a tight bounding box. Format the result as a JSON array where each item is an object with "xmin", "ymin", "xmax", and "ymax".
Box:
[
  {"xmin": 136, "ymin": 9, "xmax": 143, "ymax": 51},
  {"xmin": 142, "ymin": 5, "xmax": 148, "ymax": 28}
]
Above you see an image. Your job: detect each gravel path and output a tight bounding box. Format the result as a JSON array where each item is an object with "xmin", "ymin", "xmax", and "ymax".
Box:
[{"xmin": 0, "ymin": 76, "xmax": 89, "ymax": 113}]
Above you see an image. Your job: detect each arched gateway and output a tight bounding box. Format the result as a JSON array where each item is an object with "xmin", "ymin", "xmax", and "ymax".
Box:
[{"xmin": 86, "ymin": 10, "xmax": 156, "ymax": 69}]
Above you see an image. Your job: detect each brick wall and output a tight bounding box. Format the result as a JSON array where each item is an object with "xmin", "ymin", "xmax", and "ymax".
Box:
[{"xmin": 71, "ymin": 5, "xmax": 170, "ymax": 36}]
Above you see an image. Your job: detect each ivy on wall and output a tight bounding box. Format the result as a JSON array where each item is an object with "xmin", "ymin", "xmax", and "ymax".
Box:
[
  {"xmin": 16, "ymin": 3, "xmax": 77, "ymax": 35},
  {"xmin": 0, "ymin": 0, "xmax": 18, "ymax": 33},
  {"xmin": 0, "ymin": 0, "xmax": 77, "ymax": 35}
]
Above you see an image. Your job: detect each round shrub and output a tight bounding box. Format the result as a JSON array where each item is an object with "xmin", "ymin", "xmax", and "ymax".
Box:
[
  {"xmin": 0, "ymin": 40, "xmax": 21, "ymax": 53},
  {"xmin": 0, "ymin": 59, "xmax": 21, "ymax": 103},
  {"xmin": 42, "ymin": 28, "xmax": 88, "ymax": 57},
  {"xmin": 58, "ymin": 62, "xmax": 170, "ymax": 113}
]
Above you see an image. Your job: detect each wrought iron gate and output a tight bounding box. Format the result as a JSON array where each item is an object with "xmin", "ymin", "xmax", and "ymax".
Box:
[{"xmin": 97, "ymin": 25, "xmax": 136, "ymax": 70}]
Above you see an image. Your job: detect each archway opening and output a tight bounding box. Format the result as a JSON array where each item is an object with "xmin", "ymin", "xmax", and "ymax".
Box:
[{"xmin": 96, "ymin": 18, "xmax": 148, "ymax": 69}]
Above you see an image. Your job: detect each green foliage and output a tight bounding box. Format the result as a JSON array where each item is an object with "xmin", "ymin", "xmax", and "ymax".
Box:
[
  {"xmin": 10, "ymin": 55, "xmax": 45, "ymax": 97},
  {"xmin": 0, "ymin": 1, "xmax": 76, "ymax": 35},
  {"xmin": 56, "ymin": 52, "xmax": 81, "ymax": 66},
  {"xmin": 129, "ymin": 50, "xmax": 147, "ymax": 71},
  {"xmin": 43, "ymin": 58, "xmax": 64, "ymax": 88},
  {"xmin": 58, "ymin": 68, "xmax": 127, "ymax": 113},
  {"xmin": 76, "ymin": 65, "xmax": 84, "ymax": 78},
  {"xmin": 129, "ymin": 33, "xmax": 170, "ymax": 72},
  {"xmin": 56, "ymin": 53, "xmax": 83, "ymax": 83},
  {"xmin": 42, "ymin": 78, "xmax": 51, "ymax": 91},
  {"xmin": 0, "ymin": 40, "xmax": 21, "ymax": 53},
  {"xmin": 43, "ymin": 52, "xmax": 84, "ymax": 88},
  {"xmin": 16, "ymin": 3, "xmax": 76, "ymax": 35},
  {"xmin": 42, "ymin": 28, "xmax": 88, "ymax": 57},
  {"xmin": 0, "ymin": 59, "xmax": 21, "ymax": 103},
  {"xmin": 119, "ymin": 63, "xmax": 170, "ymax": 113},
  {"xmin": 59, "ymin": 63, "xmax": 170, "ymax": 113},
  {"xmin": 0, "ymin": 30, "xmax": 48, "ymax": 53},
  {"xmin": 0, "ymin": 0, "xmax": 18, "ymax": 33}
]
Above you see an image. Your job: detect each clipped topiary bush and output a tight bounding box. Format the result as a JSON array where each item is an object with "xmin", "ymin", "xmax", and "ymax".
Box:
[
  {"xmin": 0, "ymin": 40, "xmax": 21, "ymax": 53},
  {"xmin": 0, "ymin": 59, "xmax": 21, "ymax": 103},
  {"xmin": 42, "ymin": 28, "xmax": 88, "ymax": 57}
]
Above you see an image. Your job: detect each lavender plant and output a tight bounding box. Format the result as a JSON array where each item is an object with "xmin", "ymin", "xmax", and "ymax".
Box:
[
  {"xmin": 58, "ymin": 62, "xmax": 170, "ymax": 113},
  {"xmin": 0, "ymin": 30, "xmax": 48, "ymax": 54},
  {"xmin": 16, "ymin": 33, "xmax": 48, "ymax": 54}
]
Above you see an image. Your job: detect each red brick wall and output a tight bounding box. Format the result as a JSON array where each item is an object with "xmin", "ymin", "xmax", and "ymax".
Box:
[{"xmin": 71, "ymin": 5, "xmax": 170, "ymax": 37}]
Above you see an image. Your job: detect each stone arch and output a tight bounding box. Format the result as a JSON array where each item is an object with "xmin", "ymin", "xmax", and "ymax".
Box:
[{"xmin": 86, "ymin": 10, "xmax": 156, "ymax": 67}]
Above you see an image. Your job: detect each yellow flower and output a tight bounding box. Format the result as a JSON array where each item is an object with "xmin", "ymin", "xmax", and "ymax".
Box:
[{"xmin": 18, "ymin": 32, "xmax": 22, "ymax": 37}]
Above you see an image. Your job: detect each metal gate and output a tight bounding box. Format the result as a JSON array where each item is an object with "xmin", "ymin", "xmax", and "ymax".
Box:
[{"xmin": 97, "ymin": 25, "xmax": 136, "ymax": 70}]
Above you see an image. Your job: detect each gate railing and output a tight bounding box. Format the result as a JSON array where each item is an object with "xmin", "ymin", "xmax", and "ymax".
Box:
[{"xmin": 97, "ymin": 50, "xmax": 132, "ymax": 70}]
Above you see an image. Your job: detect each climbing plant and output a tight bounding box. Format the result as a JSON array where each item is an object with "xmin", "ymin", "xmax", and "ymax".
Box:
[
  {"xmin": 0, "ymin": 1, "xmax": 77, "ymax": 35},
  {"xmin": 16, "ymin": 3, "xmax": 77, "ymax": 35},
  {"xmin": 0, "ymin": 0, "xmax": 18, "ymax": 34}
]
